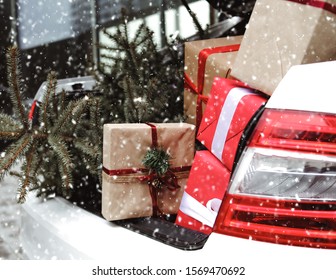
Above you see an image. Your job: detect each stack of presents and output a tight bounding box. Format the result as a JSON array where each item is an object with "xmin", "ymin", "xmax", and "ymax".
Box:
[{"xmin": 101, "ymin": 0, "xmax": 336, "ymax": 234}]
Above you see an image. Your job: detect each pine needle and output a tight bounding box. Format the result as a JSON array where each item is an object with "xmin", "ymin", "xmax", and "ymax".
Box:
[
  {"xmin": 17, "ymin": 145, "xmax": 36, "ymax": 203},
  {"xmin": 47, "ymin": 135, "xmax": 73, "ymax": 190},
  {"xmin": 39, "ymin": 71, "xmax": 57, "ymax": 131},
  {"xmin": 0, "ymin": 133, "xmax": 33, "ymax": 180},
  {"xmin": 6, "ymin": 46, "xmax": 28, "ymax": 129}
]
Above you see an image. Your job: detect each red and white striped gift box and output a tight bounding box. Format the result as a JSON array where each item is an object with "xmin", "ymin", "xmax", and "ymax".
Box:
[
  {"xmin": 197, "ymin": 78, "xmax": 267, "ymax": 171},
  {"xmin": 175, "ymin": 150, "xmax": 231, "ymax": 234}
]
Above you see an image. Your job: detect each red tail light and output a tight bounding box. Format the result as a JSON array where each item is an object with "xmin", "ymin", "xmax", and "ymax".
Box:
[
  {"xmin": 250, "ymin": 109, "xmax": 336, "ymax": 155},
  {"xmin": 214, "ymin": 109, "xmax": 336, "ymax": 249}
]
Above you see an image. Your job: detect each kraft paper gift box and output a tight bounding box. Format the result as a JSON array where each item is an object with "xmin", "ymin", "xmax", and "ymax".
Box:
[
  {"xmin": 197, "ymin": 78, "xmax": 267, "ymax": 171},
  {"xmin": 102, "ymin": 123, "xmax": 195, "ymax": 221},
  {"xmin": 231, "ymin": 0, "xmax": 336, "ymax": 95},
  {"xmin": 184, "ymin": 36, "xmax": 243, "ymax": 128},
  {"xmin": 175, "ymin": 150, "xmax": 231, "ymax": 234}
]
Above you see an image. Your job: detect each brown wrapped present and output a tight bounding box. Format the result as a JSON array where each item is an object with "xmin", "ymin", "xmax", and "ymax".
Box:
[
  {"xmin": 231, "ymin": 0, "xmax": 336, "ymax": 95},
  {"xmin": 183, "ymin": 36, "xmax": 243, "ymax": 128},
  {"xmin": 102, "ymin": 123, "xmax": 195, "ymax": 221}
]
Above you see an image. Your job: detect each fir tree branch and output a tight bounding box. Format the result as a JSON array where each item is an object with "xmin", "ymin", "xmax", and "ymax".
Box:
[
  {"xmin": 8, "ymin": 170, "xmax": 21, "ymax": 179},
  {"xmin": 60, "ymin": 89, "xmax": 66, "ymax": 113},
  {"xmin": 52, "ymin": 80, "xmax": 59, "ymax": 120},
  {"xmin": 17, "ymin": 186, "xmax": 28, "ymax": 204},
  {"xmin": 97, "ymin": 43, "xmax": 121, "ymax": 52},
  {"xmin": 17, "ymin": 144, "xmax": 36, "ymax": 203},
  {"xmin": 52, "ymin": 98, "xmax": 88, "ymax": 134},
  {"xmin": 47, "ymin": 135, "xmax": 73, "ymax": 191},
  {"xmin": 122, "ymin": 16, "xmax": 130, "ymax": 47},
  {"xmin": 30, "ymin": 153, "xmax": 43, "ymax": 179},
  {"xmin": 30, "ymin": 131, "xmax": 76, "ymax": 143},
  {"xmin": 97, "ymin": 62, "xmax": 113, "ymax": 75},
  {"xmin": 132, "ymin": 23, "xmax": 145, "ymax": 45},
  {"xmin": 90, "ymin": 98, "xmax": 101, "ymax": 138},
  {"xmin": 100, "ymin": 53, "xmax": 119, "ymax": 61},
  {"xmin": 114, "ymin": 20, "xmax": 142, "ymax": 81},
  {"xmin": 0, "ymin": 111, "xmax": 24, "ymax": 140},
  {"xmin": 0, "ymin": 113, "xmax": 22, "ymax": 130},
  {"xmin": 6, "ymin": 46, "xmax": 28, "ymax": 129},
  {"xmin": 0, "ymin": 134, "xmax": 33, "ymax": 180},
  {"xmin": 31, "ymin": 154, "xmax": 60, "ymax": 198},
  {"xmin": 101, "ymin": 28, "xmax": 119, "ymax": 46},
  {"xmin": 39, "ymin": 71, "xmax": 57, "ymax": 132},
  {"xmin": 133, "ymin": 24, "xmax": 152, "ymax": 47},
  {"xmin": 74, "ymin": 139, "xmax": 100, "ymax": 159},
  {"xmin": 0, "ymin": 130, "xmax": 24, "ymax": 140},
  {"xmin": 122, "ymin": 76, "xmax": 138, "ymax": 122}
]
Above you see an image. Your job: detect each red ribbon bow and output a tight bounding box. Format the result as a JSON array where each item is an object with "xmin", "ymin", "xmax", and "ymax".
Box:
[{"xmin": 138, "ymin": 169, "xmax": 181, "ymax": 217}]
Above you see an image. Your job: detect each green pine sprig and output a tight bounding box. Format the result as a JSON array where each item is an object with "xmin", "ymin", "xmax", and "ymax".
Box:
[
  {"xmin": 96, "ymin": 9, "xmax": 184, "ymax": 124},
  {"xmin": 142, "ymin": 148, "xmax": 171, "ymax": 177}
]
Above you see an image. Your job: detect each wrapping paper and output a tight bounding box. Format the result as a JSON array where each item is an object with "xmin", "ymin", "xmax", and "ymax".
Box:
[
  {"xmin": 175, "ymin": 150, "xmax": 231, "ymax": 234},
  {"xmin": 102, "ymin": 123, "xmax": 195, "ymax": 221},
  {"xmin": 183, "ymin": 36, "xmax": 243, "ymax": 127},
  {"xmin": 197, "ymin": 78, "xmax": 267, "ymax": 171},
  {"xmin": 231, "ymin": 0, "xmax": 336, "ymax": 95}
]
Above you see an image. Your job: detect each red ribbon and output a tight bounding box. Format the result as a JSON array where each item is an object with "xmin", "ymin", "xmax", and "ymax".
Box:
[
  {"xmin": 103, "ymin": 165, "xmax": 190, "ymax": 177},
  {"xmin": 103, "ymin": 123, "xmax": 191, "ymax": 218},
  {"xmin": 145, "ymin": 122, "xmax": 158, "ymax": 147},
  {"xmin": 138, "ymin": 169, "xmax": 182, "ymax": 217},
  {"xmin": 286, "ymin": 0, "xmax": 336, "ymax": 14},
  {"xmin": 103, "ymin": 166, "xmax": 147, "ymax": 176},
  {"xmin": 138, "ymin": 171, "xmax": 181, "ymax": 190},
  {"xmin": 197, "ymin": 45, "xmax": 240, "ymax": 95},
  {"xmin": 103, "ymin": 165, "xmax": 191, "ymax": 218},
  {"xmin": 184, "ymin": 44, "xmax": 240, "ymax": 130}
]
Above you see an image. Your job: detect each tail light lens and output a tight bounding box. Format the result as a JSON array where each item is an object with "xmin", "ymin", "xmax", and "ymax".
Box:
[{"xmin": 214, "ymin": 109, "xmax": 336, "ymax": 249}]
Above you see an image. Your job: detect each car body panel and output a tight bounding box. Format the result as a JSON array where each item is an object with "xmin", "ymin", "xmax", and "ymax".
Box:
[
  {"xmin": 20, "ymin": 193, "xmax": 335, "ymax": 280},
  {"xmin": 34, "ymin": 75, "xmax": 96, "ymax": 102},
  {"xmin": 266, "ymin": 61, "xmax": 336, "ymax": 114},
  {"xmin": 21, "ymin": 194, "xmax": 184, "ymax": 260}
]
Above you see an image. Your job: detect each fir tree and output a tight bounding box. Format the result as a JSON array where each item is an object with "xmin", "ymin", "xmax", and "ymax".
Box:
[
  {"xmin": 0, "ymin": 47, "xmax": 102, "ymax": 203},
  {"xmin": 97, "ymin": 9, "xmax": 185, "ymax": 124}
]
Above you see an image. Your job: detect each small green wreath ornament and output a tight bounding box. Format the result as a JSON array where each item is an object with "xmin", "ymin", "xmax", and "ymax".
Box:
[{"xmin": 142, "ymin": 148, "xmax": 171, "ymax": 188}]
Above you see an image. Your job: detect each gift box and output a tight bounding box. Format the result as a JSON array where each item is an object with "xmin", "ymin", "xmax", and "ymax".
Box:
[
  {"xmin": 184, "ymin": 36, "xmax": 243, "ymax": 128},
  {"xmin": 231, "ymin": 0, "xmax": 336, "ymax": 95},
  {"xmin": 197, "ymin": 78, "xmax": 267, "ymax": 171},
  {"xmin": 102, "ymin": 123, "xmax": 195, "ymax": 221},
  {"xmin": 175, "ymin": 150, "xmax": 231, "ymax": 234}
]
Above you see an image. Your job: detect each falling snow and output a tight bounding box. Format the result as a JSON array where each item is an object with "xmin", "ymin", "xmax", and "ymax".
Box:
[{"xmin": 0, "ymin": 0, "xmax": 334, "ymax": 263}]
